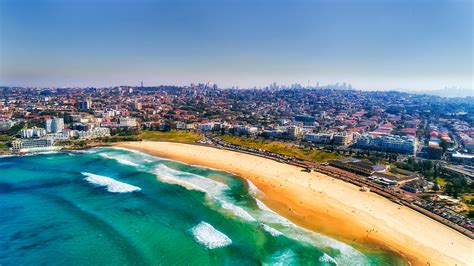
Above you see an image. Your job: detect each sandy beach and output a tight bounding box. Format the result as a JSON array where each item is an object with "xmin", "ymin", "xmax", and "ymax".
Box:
[{"xmin": 116, "ymin": 141, "xmax": 473, "ymax": 265}]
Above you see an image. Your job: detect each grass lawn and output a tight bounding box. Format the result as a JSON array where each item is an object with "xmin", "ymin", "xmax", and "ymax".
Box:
[
  {"xmin": 0, "ymin": 134, "xmax": 12, "ymax": 142},
  {"xmin": 139, "ymin": 130, "xmax": 203, "ymax": 143},
  {"xmin": 0, "ymin": 142, "xmax": 9, "ymax": 151},
  {"xmin": 218, "ymin": 135, "xmax": 343, "ymax": 163},
  {"xmin": 435, "ymin": 176, "xmax": 448, "ymax": 187},
  {"xmin": 461, "ymin": 194, "xmax": 474, "ymax": 202},
  {"xmin": 0, "ymin": 134, "xmax": 12, "ymax": 151}
]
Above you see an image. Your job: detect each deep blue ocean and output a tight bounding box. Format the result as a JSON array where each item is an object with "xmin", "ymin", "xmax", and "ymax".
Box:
[{"xmin": 0, "ymin": 147, "xmax": 406, "ymax": 265}]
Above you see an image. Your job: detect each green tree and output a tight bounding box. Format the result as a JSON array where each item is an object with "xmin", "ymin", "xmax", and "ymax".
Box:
[
  {"xmin": 468, "ymin": 210, "xmax": 474, "ymax": 218},
  {"xmin": 439, "ymin": 139, "xmax": 449, "ymax": 153}
]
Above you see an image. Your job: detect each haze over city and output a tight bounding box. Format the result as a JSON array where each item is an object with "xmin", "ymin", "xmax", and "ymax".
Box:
[
  {"xmin": 1, "ymin": 0, "xmax": 472, "ymax": 91},
  {"xmin": 1, "ymin": 0, "xmax": 474, "ymax": 265}
]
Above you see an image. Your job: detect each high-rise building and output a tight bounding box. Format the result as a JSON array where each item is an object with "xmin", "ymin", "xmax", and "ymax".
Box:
[
  {"xmin": 77, "ymin": 100, "xmax": 92, "ymax": 110},
  {"xmin": 45, "ymin": 117, "xmax": 64, "ymax": 133},
  {"xmin": 20, "ymin": 127, "xmax": 46, "ymax": 138}
]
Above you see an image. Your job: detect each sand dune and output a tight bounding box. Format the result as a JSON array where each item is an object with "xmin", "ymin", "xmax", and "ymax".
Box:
[{"xmin": 116, "ymin": 141, "xmax": 473, "ymax": 266}]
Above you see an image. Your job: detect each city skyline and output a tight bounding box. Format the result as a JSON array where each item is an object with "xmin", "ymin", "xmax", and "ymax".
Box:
[{"xmin": 0, "ymin": 0, "xmax": 472, "ymax": 91}]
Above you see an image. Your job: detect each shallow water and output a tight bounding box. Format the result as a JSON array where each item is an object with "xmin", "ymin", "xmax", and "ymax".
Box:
[{"xmin": 0, "ymin": 148, "xmax": 407, "ymax": 265}]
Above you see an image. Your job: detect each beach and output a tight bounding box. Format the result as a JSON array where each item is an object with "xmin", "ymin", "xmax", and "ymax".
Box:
[{"xmin": 117, "ymin": 141, "xmax": 473, "ymax": 266}]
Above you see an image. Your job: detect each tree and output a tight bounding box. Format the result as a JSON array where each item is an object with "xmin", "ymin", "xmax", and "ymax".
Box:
[
  {"xmin": 453, "ymin": 189, "xmax": 459, "ymax": 199},
  {"xmin": 445, "ymin": 183, "xmax": 454, "ymax": 196},
  {"xmin": 368, "ymin": 156, "xmax": 380, "ymax": 164},
  {"xmin": 439, "ymin": 139, "xmax": 449, "ymax": 153},
  {"xmin": 469, "ymin": 210, "xmax": 474, "ymax": 218},
  {"xmin": 5, "ymin": 122, "xmax": 25, "ymax": 136}
]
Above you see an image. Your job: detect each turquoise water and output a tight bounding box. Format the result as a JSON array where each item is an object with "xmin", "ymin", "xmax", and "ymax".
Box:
[{"xmin": 0, "ymin": 148, "xmax": 406, "ymax": 265}]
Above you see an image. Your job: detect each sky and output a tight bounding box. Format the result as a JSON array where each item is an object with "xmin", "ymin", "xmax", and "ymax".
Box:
[{"xmin": 0, "ymin": 0, "xmax": 472, "ymax": 90}]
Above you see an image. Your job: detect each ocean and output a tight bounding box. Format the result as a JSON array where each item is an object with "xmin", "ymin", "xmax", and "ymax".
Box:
[{"xmin": 0, "ymin": 147, "xmax": 406, "ymax": 265}]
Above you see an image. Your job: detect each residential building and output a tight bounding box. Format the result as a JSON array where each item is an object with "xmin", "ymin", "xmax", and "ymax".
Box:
[
  {"xmin": 119, "ymin": 117, "xmax": 138, "ymax": 127},
  {"xmin": 355, "ymin": 134, "xmax": 416, "ymax": 154},
  {"xmin": 77, "ymin": 100, "xmax": 92, "ymax": 110},
  {"xmin": 10, "ymin": 138, "xmax": 59, "ymax": 153},
  {"xmin": 333, "ymin": 132, "xmax": 353, "ymax": 146},
  {"xmin": 287, "ymin": 125, "xmax": 302, "ymax": 140},
  {"xmin": 20, "ymin": 127, "xmax": 46, "ymax": 138},
  {"xmin": 303, "ymin": 132, "xmax": 333, "ymax": 144},
  {"xmin": 77, "ymin": 127, "xmax": 111, "ymax": 139},
  {"xmin": 45, "ymin": 117, "xmax": 64, "ymax": 133}
]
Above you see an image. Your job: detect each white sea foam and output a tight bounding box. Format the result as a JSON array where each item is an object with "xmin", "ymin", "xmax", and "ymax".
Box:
[
  {"xmin": 0, "ymin": 153, "xmax": 40, "ymax": 158},
  {"xmin": 156, "ymin": 172, "xmax": 207, "ymax": 193},
  {"xmin": 69, "ymin": 149, "xmax": 97, "ymax": 154},
  {"xmin": 155, "ymin": 164, "xmax": 228, "ymax": 194},
  {"xmin": 36, "ymin": 151, "xmax": 61, "ymax": 155},
  {"xmin": 82, "ymin": 172, "xmax": 141, "ymax": 193},
  {"xmin": 255, "ymin": 199, "xmax": 294, "ymax": 227},
  {"xmin": 255, "ymin": 199, "xmax": 275, "ymax": 213},
  {"xmin": 99, "ymin": 153, "xmax": 140, "ymax": 167},
  {"xmin": 264, "ymin": 249, "xmax": 297, "ymax": 266},
  {"xmin": 254, "ymin": 197, "xmax": 369, "ymax": 265},
  {"xmin": 218, "ymin": 199, "xmax": 256, "ymax": 222},
  {"xmin": 319, "ymin": 253, "xmax": 338, "ymax": 265},
  {"xmin": 109, "ymin": 147, "xmax": 168, "ymax": 161},
  {"xmin": 190, "ymin": 222, "xmax": 232, "ymax": 249},
  {"xmin": 247, "ymin": 180, "xmax": 260, "ymax": 196},
  {"xmin": 262, "ymin": 224, "xmax": 283, "ymax": 236},
  {"xmin": 0, "ymin": 154, "xmax": 17, "ymax": 158},
  {"xmin": 155, "ymin": 164, "xmax": 256, "ymax": 222}
]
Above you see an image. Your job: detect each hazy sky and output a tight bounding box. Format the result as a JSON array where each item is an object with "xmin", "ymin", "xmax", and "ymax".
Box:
[{"xmin": 0, "ymin": 0, "xmax": 472, "ymax": 90}]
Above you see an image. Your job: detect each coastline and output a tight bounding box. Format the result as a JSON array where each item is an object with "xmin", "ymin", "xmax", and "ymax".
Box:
[{"xmin": 115, "ymin": 141, "xmax": 473, "ymax": 266}]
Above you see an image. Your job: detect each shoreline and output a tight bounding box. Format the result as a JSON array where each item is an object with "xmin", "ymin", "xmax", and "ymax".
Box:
[{"xmin": 115, "ymin": 141, "xmax": 471, "ymax": 265}]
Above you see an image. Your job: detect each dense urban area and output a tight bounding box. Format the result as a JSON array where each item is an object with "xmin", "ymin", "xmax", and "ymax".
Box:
[{"xmin": 1, "ymin": 84, "xmax": 473, "ymax": 236}]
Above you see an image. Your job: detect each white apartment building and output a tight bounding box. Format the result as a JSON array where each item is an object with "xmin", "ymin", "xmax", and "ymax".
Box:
[
  {"xmin": 119, "ymin": 117, "xmax": 138, "ymax": 127},
  {"xmin": 20, "ymin": 127, "xmax": 46, "ymax": 138},
  {"xmin": 45, "ymin": 117, "xmax": 64, "ymax": 133}
]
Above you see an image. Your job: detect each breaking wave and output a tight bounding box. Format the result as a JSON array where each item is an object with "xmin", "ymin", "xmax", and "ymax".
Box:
[
  {"xmin": 264, "ymin": 249, "xmax": 298, "ymax": 266},
  {"xmin": 109, "ymin": 147, "xmax": 165, "ymax": 162},
  {"xmin": 154, "ymin": 164, "xmax": 256, "ymax": 222},
  {"xmin": 82, "ymin": 172, "xmax": 141, "ymax": 193},
  {"xmin": 190, "ymin": 222, "xmax": 232, "ymax": 249},
  {"xmin": 218, "ymin": 199, "xmax": 256, "ymax": 222},
  {"xmin": 253, "ymin": 197, "xmax": 368, "ymax": 265},
  {"xmin": 99, "ymin": 153, "xmax": 140, "ymax": 167},
  {"xmin": 319, "ymin": 253, "xmax": 338, "ymax": 265},
  {"xmin": 247, "ymin": 180, "xmax": 260, "ymax": 196},
  {"xmin": 262, "ymin": 224, "xmax": 283, "ymax": 236}
]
